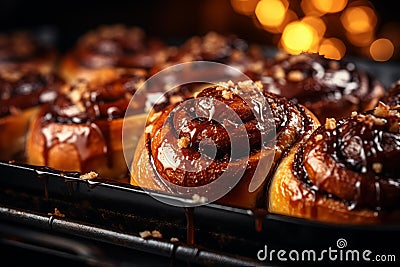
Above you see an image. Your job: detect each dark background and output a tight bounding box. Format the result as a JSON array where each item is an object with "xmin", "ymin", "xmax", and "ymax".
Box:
[{"xmin": 0, "ymin": 0, "xmax": 398, "ymax": 56}]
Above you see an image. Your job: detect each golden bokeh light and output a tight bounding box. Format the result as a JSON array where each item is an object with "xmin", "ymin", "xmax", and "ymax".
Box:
[
  {"xmin": 341, "ymin": 6, "xmax": 377, "ymax": 34},
  {"xmin": 230, "ymin": 0, "xmax": 398, "ymax": 62},
  {"xmin": 281, "ymin": 21, "xmax": 318, "ymax": 54},
  {"xmin": 370, "ymin": 38, "xmax": 394, "ymax": 61},
  {"xmin": 311, "ymin": 0, "xmax": 348, "ymax": 13},
  {"xmin": 230, "ymin": 0, "xmax": 259, "ymax": 16},
  {"xmin": 301, "ymin": 0, "xmax": 324, "ymax": 16},
  {"xmin": 302, "ymin": 16, "xmax": 326, "ymax": 37},
  {"xmin": 262, "ymin": 9, "xmax": 298, "ymax": 34},
  {"xmin": 255, "ymin": 0, "xmax": 288, "ymax": 28},
  {"xmin": 319, "ymin": 38, "xmax": 346, "ymax": 59},
  {"xmin": 346, "ymin": 31, "xmax": 375, "ymax": 47}
]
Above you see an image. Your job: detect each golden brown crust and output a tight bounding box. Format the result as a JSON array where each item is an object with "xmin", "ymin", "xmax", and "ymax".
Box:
[
  {"xmin": 58, "ymin": 52, "xmax": 146, "ymax": 82},
  {"xmin": 27, "ymin": 111, "xmax": 147, "ymax": 180},
  {"xmin": 25, "ymin": 69, "xmax": 148, "ymax": 180},
  {"xmin": 268, "ymin": 104, "xmax": 400, "ymax": 225},
  {"xmin": 131, "ymin": 81, "xmax": 320, "ymax": 209},
  {"xmin": 0, "ymin": 106, "xmax": 38, "ymax": 161},
  {"xmin": 268, "ymin": 144, "xmax": 382, "ymax": 225}
]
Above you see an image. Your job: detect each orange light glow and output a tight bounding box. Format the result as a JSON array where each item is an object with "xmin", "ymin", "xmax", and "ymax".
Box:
[
  {"xmin": 370, "ymin": 38, "xmax": 394, "ymax": 61},
  {"xmin": 255, "ymin": 0, "xmax": 288, "ymax": 28},
  {"xmin": 346, "ymin": 31, "xmax": 375, "ymax": 47},
  {"xmin": 262, "ymin": 9, "xmax": 298, "ymax": 34},
  {"xmin": 311, "ymin": 0, "xmax": 348, "ymax": 13},
  {"xmin": 230, "ymin": 0, "xmax": 259, "ymax": 15},
  {"xmin": 302, "ymin": 16, "xmax": 326, "ymax": 37},
  {"xmin": 281, "ymin": 21, "xmax": 318, "ymax": 54},
  {"xmin": 341, "ymin": 6, "xmax": 377, "ymax": 34},
  {"xmin": 319, "ymin": 38, "xmax": 346, "ymax": 60},
  {"xmin": 301, "ymin": 0, "xmax": 324, "ymax": 16}
]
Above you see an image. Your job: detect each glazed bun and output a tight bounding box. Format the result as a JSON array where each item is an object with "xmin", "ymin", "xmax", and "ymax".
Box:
[
  {"xmin": 250, "ymin": 52, "xmax": 385, "ymax": 122},
  {"xmin": 131, "ymin": 80, "xmax": 320, "ymax": 209},
  {"xmin": 268, "ymin": 102, "xmax": 400, "ymax": 224},
  {"xmin": 26, "ymin": 69, "xmax": 147, "ymax": 180},
  {"xmin": 0, "ymin": 66, "xmax": 63, "ymax": 161},
  {"xmin": 59, "ymin": 24, "xmax": 171, "ymax": 82}
]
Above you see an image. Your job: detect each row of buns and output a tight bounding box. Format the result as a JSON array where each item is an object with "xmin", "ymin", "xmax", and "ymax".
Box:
[{"xmin": 1, "ymin": 24, "xmax": 399, "ymax": 225}]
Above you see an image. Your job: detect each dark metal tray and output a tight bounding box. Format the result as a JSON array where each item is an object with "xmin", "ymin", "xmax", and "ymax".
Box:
[{"xmin": 1, "ymin": 160, "xmax": 399, "ymax": 266}]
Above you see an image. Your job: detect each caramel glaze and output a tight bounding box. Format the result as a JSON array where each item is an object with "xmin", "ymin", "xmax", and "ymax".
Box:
[
  {"xmin": 152, "ymin": 32, "xmax": 267, "ymax": 76},
  {"xmin": 145, "ymin": 81, "xmax": 315, "ymax": 196},
  {"xmin": 0, "ymin": 67, "xmax": 64, "ymax": 118},
  {"xmin": 381, "ymin": 81, "xmax": 400, "ymax": 106},
  {"xmin": 293, "ymin": 104, "xmax": 400, "ymax": 214},
  {"xmin": 37, "ymin": 71, "xmax": 194, "ymax": 174},
  {"xmin": 170, "ymin": 31, "xmax": 251, "ymax": 63},
  {"xmin": 38, "ymin": 73, "xmax": 147, "ymax": 169},
  {"xmin": 250, "ymin": 52, "xmax": 385, "ymax": 122},
  {"xmin": 72, "ymin": 24, "xmax": 170, "ymax": 71}
]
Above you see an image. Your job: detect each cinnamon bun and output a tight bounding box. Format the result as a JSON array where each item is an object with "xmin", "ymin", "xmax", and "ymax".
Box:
[
  {"xmin": 26, "ymin": 69, "xmax": 149, "ymax": 180},
  {"xmin": 131, "ymin": 80, "xmax": 319, "ymax": 209},
  {"xmin": 59, "ymin": 24, "xmax": 170, "ymax": 82},
  {"xmin": 252, "ymin": 52, "xmax": 385, "ymax": 122},
  {"xmin": 0, "ymin": 66, "xmax": 63, "ymax": 161},
  {"xmin": 381, "ymin": 80, "xmax": 400, "ymax": 107},
  {"xmin": 268, "ymin": 102, "xmax": 400, "ymax": 224}
]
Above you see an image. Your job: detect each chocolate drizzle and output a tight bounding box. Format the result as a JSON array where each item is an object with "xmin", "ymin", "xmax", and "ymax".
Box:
[
  {"xmin": 254, "ymin": 52, "xmax": 385, "ymax": 122},
  {"xmin": 0, "ymin": 67, "xmax": 63, "ymax": 117},
  {"xmin": 37, "ymin": 72, "xmax": 146, "ymax": 172},
  {"xmin": 293, "ymin": 104, "xmax": 400, "ymax": 212},
  {"xmin": 145, "ymin": 80, "xmax": 316, "ymax": 196},
  {"xmin": 72, "ymin": 24, "xmax": 169, "ymax": 70},
  {"xmin": 381, "ymin": 81, "xmax": 400, "ymax": 107}
]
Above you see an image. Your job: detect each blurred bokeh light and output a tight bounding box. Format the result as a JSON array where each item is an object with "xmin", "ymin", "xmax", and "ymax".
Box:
[{"xmin": 230, "ymin": 0, "xmax": 397, "ymax": 61}]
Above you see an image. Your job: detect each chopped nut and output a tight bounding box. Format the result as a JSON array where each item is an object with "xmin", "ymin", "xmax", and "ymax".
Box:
[
  {"xmin": 151, "ymin": 230, "xmax": 163, "ymax": 239},
  {"xmin": 227, "ymin": 80, "xmax": 235, "ymax": 87},
  {"xmin": 329, "ymin": 60, "xmax": 340, "ymax": 70},
  {"xmin": 230, "ymin": 50, "xmax": 244, "ymax": 61},
  {"xmin": 325, "ymin": 118, "xmax": 337, "ymax": 130},
  {"xmin": 351, "ymin": 111, "xmax": 358, "ymax": 117},
  {"xmin": 287, "ymin": 70, "xmax": 304, "ymax": 82},
  {"xmin": 69, "ymin": 89, "xmax": 82, "ymax": 103},
  {"xmin": 170, "ymin": 237, "xmax": 180, "ymax": 243},
  {"xmin": 372, "ymin": 163, "xmax": 383, "ymax": 174},
  {"xmin": 254, "ymin": 80, "xmax": 263, "ymax": 90},
  {"xmin": 222, "ymin": 90, "xmax": 233, "ymax": 100},
  {"xmin": 145, "ymin": 124, "xmax": 154, "ymax": 134},
  {"xmin": 237, "ymin": 80, "xmax": 256, "ymax": 92},
  {"xmin": 80, "ymin": 171, "xmax": 98, "ymax": 180},
  {"xmin": 139, "ymin": 230, "xmax": 152, "ymax": 239},
  {"xmin": 249, "ymin": 61, "xmax": 263, "ymax": 73},
  {"xmin": 48, "ymin": 208, "xmax": 65, "ymax": 218},
  {"xmin": 315, "ymin": 134, "xmax": 323, "ymax": 141},
  {"xmin": 273, "ymin": 66, "xmax": 285, "ymax": 79},
  {"xmin": 374, "ymin": 102, "xmax": 390, "ymax": 118},
  {"xmin": 372, "ymin": 117, "xmax": 386, "ymax": 126},
  {"xmin": 275, "ymin": 51, "xmax": 289, "ymax": 61},
  {"xmin": 178, "ymin": 136, "xmax": 190, "ymax": 148}
]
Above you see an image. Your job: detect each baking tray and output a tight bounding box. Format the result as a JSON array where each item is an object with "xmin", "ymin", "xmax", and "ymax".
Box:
[{"xmin": 1, "ymin": 160, "xmax": 400, "ymax": 266}]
